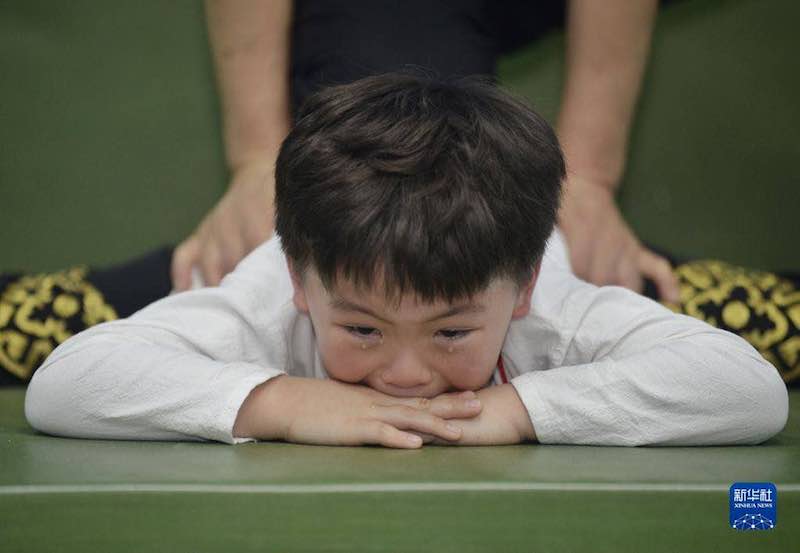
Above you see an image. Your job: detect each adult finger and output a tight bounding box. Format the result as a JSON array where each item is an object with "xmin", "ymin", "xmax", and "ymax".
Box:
[
  {"xmin": 638, "ymin": 248, "xmax": 680, "ymax": 303},
  {"xmin": 586, "ymin": 243, "xmax": 623, "ymax": 286},
  {"xmin": 199, "ymin": 243, "xmax": 225, "ymax": 287},
  {"xmin": 615, "ymin": 249, "xmax": 644, "ymax": 294},
  {"xmin": 242, "ymin": 209, "xmax": 274, "ymax": 248},
  {"xmin": 217, "ymin": 235, "xmax": 247, "ymax": 278},
  {"xmin": 170, "ymin": 237, "xmax": 200, "ymax": 292}
]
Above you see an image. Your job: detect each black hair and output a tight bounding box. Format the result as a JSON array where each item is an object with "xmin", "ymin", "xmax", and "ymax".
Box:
[{"xmin": 275, "ymin": 72, "xmax": 564, "ymax": 303}]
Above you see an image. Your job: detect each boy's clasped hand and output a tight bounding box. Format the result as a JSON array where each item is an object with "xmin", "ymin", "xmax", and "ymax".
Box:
[{"xmin": 233, "ymin": 376, "xmax": 536, "ymax": 448}]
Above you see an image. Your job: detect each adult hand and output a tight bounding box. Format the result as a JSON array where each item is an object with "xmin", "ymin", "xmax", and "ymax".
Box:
[
  {"xmin": 558, "ymin": 174, "xmax": 680, "ymax": 303},
  {"xmin": 233, "ymin": 376, "xmax": 484, "ymax": 449},
  {"xmin": 419, "ymin": 384, "xmax": 535, "ymax": 446},
  {"xmin": 171, "ymin": 158, "xmax": 276, "ymax": 290}
]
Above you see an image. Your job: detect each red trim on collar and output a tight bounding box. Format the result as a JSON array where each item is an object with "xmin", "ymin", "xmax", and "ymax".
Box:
[{"xmin": 497, "ymin": 355, "xmax": 508, "ymax": 384}]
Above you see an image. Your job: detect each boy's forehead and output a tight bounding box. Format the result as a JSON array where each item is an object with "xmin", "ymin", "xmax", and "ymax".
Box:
[{"xmin": 320, "ymin": 270, "xmax": 513, "ymax": 311}]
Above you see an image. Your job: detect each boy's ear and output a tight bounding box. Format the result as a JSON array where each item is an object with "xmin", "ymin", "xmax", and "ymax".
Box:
[
  {"xmin": 511, "ymin": 259, "xmax": 542, "ymax": 320},
  {"xmin": 287, "ymin": 259, "xmax": 310, "ymax": 314}
]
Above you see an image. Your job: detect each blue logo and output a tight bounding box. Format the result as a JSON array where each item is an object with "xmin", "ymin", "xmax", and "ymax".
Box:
[{"xmin": 730, "ymin": 482, "xmax": 777, "ymax": 530}]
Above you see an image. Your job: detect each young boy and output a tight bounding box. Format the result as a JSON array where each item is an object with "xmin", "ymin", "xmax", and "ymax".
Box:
[{"xmin": 24, "ymin": 74, "xmax": 788, "ymax": 448}]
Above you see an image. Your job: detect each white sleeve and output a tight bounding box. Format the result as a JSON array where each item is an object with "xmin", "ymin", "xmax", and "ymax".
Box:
[
  {"xmin": 24, "ymin": 238, "xmax": 294, "ymax": 444},
  {"xmin": 505, "ymin": 232, "xmax": 789, "ymax": 446}
]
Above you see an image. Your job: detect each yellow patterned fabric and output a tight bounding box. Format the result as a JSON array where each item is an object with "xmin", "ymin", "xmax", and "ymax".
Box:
[
  {"xmin": 0, "ymin": 267, "xmax": 117, "ymax": 382},
  {"xmin": 1, "ymin": 259, "xmax": 797, "ymax": 387},
  {"xmin": 663, "ymin": 260, "xmax": 799, "ymax": 385}
]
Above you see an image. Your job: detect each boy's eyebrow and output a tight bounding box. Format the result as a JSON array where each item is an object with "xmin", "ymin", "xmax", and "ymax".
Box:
[
  {"xmin": 422, "ymin": 303, "xmax": 487, "ymax": 322},
  {"xmin": 329, "ymin": 297, "xmax": 487, "ymax": 323},
  {"xmin": 329, "ymin": 298, "xmax": 390, "ymax": 323}
]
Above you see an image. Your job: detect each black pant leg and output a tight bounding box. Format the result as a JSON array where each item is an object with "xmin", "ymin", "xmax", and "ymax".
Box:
[
  {"xmin": 290, "ymin": 0, "xmax": 499, "ymax": 114},
  {"xmin": 0, "ymin": 246, "xmax": 173, "ymax": 385}
]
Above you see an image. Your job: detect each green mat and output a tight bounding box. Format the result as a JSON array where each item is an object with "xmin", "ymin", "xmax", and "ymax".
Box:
[{"xmin": 1, "ymin": 388, "xmax": 798, "ymax": 552}]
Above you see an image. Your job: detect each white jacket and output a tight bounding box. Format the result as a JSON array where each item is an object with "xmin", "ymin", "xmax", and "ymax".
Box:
[{"xmin": 25, "ymin": 229, "xmax": 789, "ymax": 446}]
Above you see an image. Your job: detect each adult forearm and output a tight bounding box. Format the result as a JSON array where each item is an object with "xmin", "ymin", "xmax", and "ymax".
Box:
[
  {"xmin": 557, "ymin": 0, "xmax": 658, "ymax": 189},
  {"xmin": 205, "ymin": 0, "xmax": 293, "ymax": 170}
]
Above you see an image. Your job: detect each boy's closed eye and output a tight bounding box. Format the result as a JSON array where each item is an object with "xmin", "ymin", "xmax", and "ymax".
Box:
[
  {"xmin": 437, "ymin": 329, "xmax": 472, "ymax": 340},
  {"xmin": 345, "ymin": 325, "xmax": 381, "ymax": 338},
  {"xmin": 343, "ymin": 325, "xmax": 473, "ymax": 340}
]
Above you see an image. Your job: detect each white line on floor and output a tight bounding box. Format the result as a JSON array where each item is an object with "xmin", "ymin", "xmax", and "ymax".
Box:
[{"xmin": 1, "ymin": 482, "xmax": 799, "ymax": 495}]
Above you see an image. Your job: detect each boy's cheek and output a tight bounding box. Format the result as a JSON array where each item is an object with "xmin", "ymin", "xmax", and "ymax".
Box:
[
  {"xmin": 446, "ymin": 347, "xmax": 502, "ymax": 391},
  {"xmin": 448, "ymin": 365, "xmax": 494, "ymax": 391},
  {"xmin": 318, "ymin": 342, "xmax": 371, "ymax": 383}
]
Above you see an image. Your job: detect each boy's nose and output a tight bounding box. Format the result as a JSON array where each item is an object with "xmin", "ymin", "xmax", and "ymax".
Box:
[{"xmin": 381, "ymin": 352, "xmax": 433, "ymax": 389}]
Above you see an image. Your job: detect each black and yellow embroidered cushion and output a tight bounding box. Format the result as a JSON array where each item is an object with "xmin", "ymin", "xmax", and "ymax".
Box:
[
  {"xmin": 3, "ymin": 255, "xmax": 796, "ymax": 388},
  {"xmin": 0, "ymin": 267, "xmax": 117, "ymax": 385},
  {"xmin": 665, "ymin": 260, "xmax": 799, "ymax": 385}
]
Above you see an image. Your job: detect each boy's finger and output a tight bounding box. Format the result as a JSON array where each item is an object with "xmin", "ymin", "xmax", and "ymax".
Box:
[
  {"xmin": 393, "ymin": 391, "xmax": 481, "ymax": 419},
  {"xmin": 361, "ymin": 421, "xmax": 422, "ymax": 449},
  {"xmin": 408, "ymin": 431, "xmax": 460, "ymax": 446},
  {"xmin": 379, "ymin": 405, "xmax": 463, "ymax": 441},
  {"xmin": 428, "ymin": 393, "xmax": 482, "ymax": 419},
  {"xmin": 408, "ymin": 431, "xmax": 438, "ymax": 444}
]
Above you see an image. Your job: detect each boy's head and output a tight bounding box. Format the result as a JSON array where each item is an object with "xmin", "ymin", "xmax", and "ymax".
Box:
[{"xmin": 275, "ymin": 73, "xmax": 564, "ymax": 397}]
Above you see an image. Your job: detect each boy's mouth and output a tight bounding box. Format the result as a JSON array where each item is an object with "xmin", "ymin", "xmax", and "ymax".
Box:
[{"xmin": 365, "ymin": 379, "xmax": 453, "ymax": 399}]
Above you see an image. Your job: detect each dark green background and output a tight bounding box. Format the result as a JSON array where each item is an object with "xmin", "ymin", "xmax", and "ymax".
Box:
[{"xmin": 1, "ymin": 0, "xmax": 798, "ymax": 273}]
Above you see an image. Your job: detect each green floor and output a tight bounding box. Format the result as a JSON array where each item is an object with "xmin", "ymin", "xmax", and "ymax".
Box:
[
  {"xmin": 1, "ymin": 389, "xmax": 798, "ymax": 552},
  {"xmin": 2, "ymin": 2, "xmax": 798, "ymax": 548}
]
